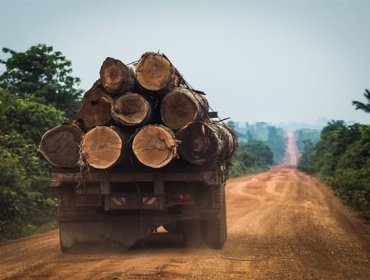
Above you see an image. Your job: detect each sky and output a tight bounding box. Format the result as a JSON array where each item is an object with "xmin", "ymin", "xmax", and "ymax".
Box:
[{"xmin": 0, "ymin": 0, "xmax": 369, "ymax": 124}]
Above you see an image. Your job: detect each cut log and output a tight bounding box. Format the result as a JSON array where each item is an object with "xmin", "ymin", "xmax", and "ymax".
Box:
[
  {"xmin": 135, "ymin": 52, "xmax": 181, "ymax": 91},
  {"xmin": 176, "ymin": 121, "xmax": 237, "ymax": 165},
  {"xmin": 99, "ymin": 57, "xmax": 135, "ymax": 94},
  {"xmin": 39, "ymin": 124, "xmax": 83, "ymax": 168},
  {"xmin": 81, "ymin": 126, "xmax": 124, "ymax": 169},
  {"xmin": 76, "ymin": 83, "xmax": 112, "ymax": 129},
  {"xmin": 161, "ymin": 87, "xmax": 209, "ymax": 130},
  {"xmin": 132, "ymin": 125, "xmax": 177, "ymax": 168},
  {"xmin": 102, "ymin": 93, "xmax": 152, "ymax": 127}
]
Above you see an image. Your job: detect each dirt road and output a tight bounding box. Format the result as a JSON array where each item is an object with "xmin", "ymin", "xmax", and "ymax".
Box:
[{"xmin": 1, "ymin": 137, "xmax": 370, "ymax": 279}]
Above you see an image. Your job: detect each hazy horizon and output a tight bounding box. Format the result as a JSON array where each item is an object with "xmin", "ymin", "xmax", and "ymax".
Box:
[{"xmin": 1, "ymin": 0, "xmax": 369, "ymax": 124}]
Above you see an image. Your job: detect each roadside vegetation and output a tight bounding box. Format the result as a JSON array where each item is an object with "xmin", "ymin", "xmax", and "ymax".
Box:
[
  {"xmin": 0, "ymin": 44, "xmax": 82, "ymax": 241},
  {"xmin": 230, "ymin": 140, "xmax": 274, "ymax": 177},
  {"xmin": 229, "ymin": 122, "xmax": 286, "ymax": 177},
  {"xmin": 295, "ymin": 128, "xmax": 320, "ymax": 154},
  {"xmin": 298, "ymin": 91, "xmax": 370, "ymax": 219}
]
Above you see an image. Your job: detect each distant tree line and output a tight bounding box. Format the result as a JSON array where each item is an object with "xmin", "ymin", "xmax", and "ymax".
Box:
[
  {"xmin": 298, "ymin": 92, "xmax": 370, "ymax": 219},
  {"xmin": 0, "ymin": 44, "xmax": 82, "ymax": 241},
  {"xmin": 228, "ymin": 121, "xmax": 284, "ymax": 177},
  {"xmin": 229, "ymin": 121, "xmax": 286, "ymax": 164}
]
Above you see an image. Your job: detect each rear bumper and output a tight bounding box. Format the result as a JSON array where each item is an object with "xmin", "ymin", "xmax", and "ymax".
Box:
[
  {"xmin": 50, "ymin": 170, "xmax": 222, "ymax": 188},
  {"xmin": 53, "ymin": 168, "xmax": 226, "ymax": 211}
]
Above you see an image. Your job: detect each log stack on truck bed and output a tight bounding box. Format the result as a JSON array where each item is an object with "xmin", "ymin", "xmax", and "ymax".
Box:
[{"xmin": 39, "ymin": 51, "xmax": 237, "ymax": 252}]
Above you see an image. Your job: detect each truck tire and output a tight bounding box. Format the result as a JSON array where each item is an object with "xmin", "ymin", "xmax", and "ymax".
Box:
[{"xmin": 204, "ymin": 186, "xmax": 227, "ymax": 249}]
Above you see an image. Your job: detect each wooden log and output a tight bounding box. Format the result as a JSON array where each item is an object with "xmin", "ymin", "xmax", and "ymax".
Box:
[
  {"xmin": 176, "ymin": 121, "xmax": 237, "ymax": 165},
  {"xmin": 102, "ymin": 92, "xmax": 152, "ymax": 127},
  {"xmin": 99, "ymin": 57, "xmax": 135, "ymax": 94},
  {"xmin": 39, "ymin": 124, "xmax": 83, "ymax": 168},
  {"xmin": 81, "ymin": 126, "xmax": 124, "ymax": 169},
  {"xmin": 135, "ymin": 52, "xmax": 181, "ymax": 91},
  {"xmin": 76, "ymin": 82, "xmax": 112, "ymax": 129},
  {"xmin": 161, "ymin": 87, "xmax": 209, "ymax": 130},
  {"xmin": 132, "ymin": 125, "xmax": 177, "ymax": 168}
]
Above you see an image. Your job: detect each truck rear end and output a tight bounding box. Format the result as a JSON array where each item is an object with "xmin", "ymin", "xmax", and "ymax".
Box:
[
  {"xmin": 51, "ymin": 163, "xmax": 228, "ymax": 251},
  {"xmin": 39, "ymin": 51, "xmax": 237, "ymax": 252}
]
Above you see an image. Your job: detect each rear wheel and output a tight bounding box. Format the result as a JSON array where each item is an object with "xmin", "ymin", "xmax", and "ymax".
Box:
[{"xmin": 204, "ymin": 186, "xmax": 227, "ymax": 249}]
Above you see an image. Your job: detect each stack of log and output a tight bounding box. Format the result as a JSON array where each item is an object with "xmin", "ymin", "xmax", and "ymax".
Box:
[{"xmin": 39, "ymin": 52, "xmax": 237, "ymax": 170}]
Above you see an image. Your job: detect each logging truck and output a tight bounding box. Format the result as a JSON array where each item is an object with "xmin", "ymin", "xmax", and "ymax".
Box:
[{"xmin": 40, "ymin": 52, "xmax": 236, "ymax": 251}]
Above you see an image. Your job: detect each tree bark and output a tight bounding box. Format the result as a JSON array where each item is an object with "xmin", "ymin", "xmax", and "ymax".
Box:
[
  {"xmin": 161, "ymin": 87, "xmax": 209, "ymax": 130},
  {"xmin": 131, "ymin": 125, "xmax": 177, "ymax": 168},
  {"xmin": 81, "ymin": 126, "xmax": 124, "ymax": 169},
  {"xmin": 99, "ymin": 57, "xmax": 135, "ymax": 94},
  {"xmin": 39, "ymin": 123, "xmax": 83, "ymax": 168},
  {"xmin": 76, "ymin": 82, "xmax": 112, "ymax": 129},
  {"xmin": 102, "ymin": 92, "xmax": 152, "ymax": 127},
  {"xmin": 176, "ymin": 121, "xmax": 237, "ymax": 165},
  {"xmin": 135, "ymin": 52, "xmax": 181, "ymax": 91}
]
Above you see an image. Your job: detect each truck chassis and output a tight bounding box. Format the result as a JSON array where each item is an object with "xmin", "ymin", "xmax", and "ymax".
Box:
[{"xmin": 51, "ymin": 163, "xmax": 228, "ymax": 251}]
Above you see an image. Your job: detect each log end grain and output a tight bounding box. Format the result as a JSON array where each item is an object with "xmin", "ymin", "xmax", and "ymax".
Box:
[
  {"xmin": 76, "ymin": 84, "xmax": 112, "ymax": 129},
  {"xmin": 176, "ymin": 121, "xmax": 236, "ymax": 165},
  {"xmin": 161, "ymin": 88, "xmax": 206, "ymax": 130},
  {"xmin": 135, "ymin": 53, "xmax": 173, "ymax": 91},
  {"xmin": 39, "ymin": 124, "xmax": 83, "ymax": 168},
  {"xmin": 81, "ymin": 126, "xmax": 123, "ymax": 169},
  {"xmin": 132, "ymin": 125, "xmax": 177, "ymax": 168},
  {"xmin": 113, "ymin": 93, "xmax": 151, "ymax": 126},
  {"xmin": 100, "ymin": 57, "xmax": 134, "ymax": 93},
  {"xmin": 176, "ymin": 122, "xmax": 218, "ymax": 165}
]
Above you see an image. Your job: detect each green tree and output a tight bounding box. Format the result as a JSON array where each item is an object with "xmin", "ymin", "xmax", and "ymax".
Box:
[
  {"xmin": 352, "ymin": 89, "xmax": 370, "ymax": 113},
  {"xmin": 0, "ymin": 87, "xmax": 63, "ymax": 240},
  {"xmin": 0, "ymin": 44, "xmax": 81, "ymax": 241},
  {"xmin": 0, "ymin": 88, "xmax": 64, "ymax": 143},
  {"xmin": 231, "ymin": 141, "xmax": 273, "ymax": 177},
  {"xmin": 298, "ymin": 121, "xmax": 370, "ymax": 219},
  {"xmin": 0, "ymin": 130, "xmax": 59, "ymax": 241},
  {"xmin": 297, "ymin": 140, "xmax": 315, "ymax": 173},
  {"xmin": 0, "ymin": 44, "xmax": 82, "ymax": 118}
]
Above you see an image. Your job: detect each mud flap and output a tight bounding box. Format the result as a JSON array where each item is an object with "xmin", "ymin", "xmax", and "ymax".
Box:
[{"xmin": 59, "ymin": 217, "xmax": 155, "ymax": 252}]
